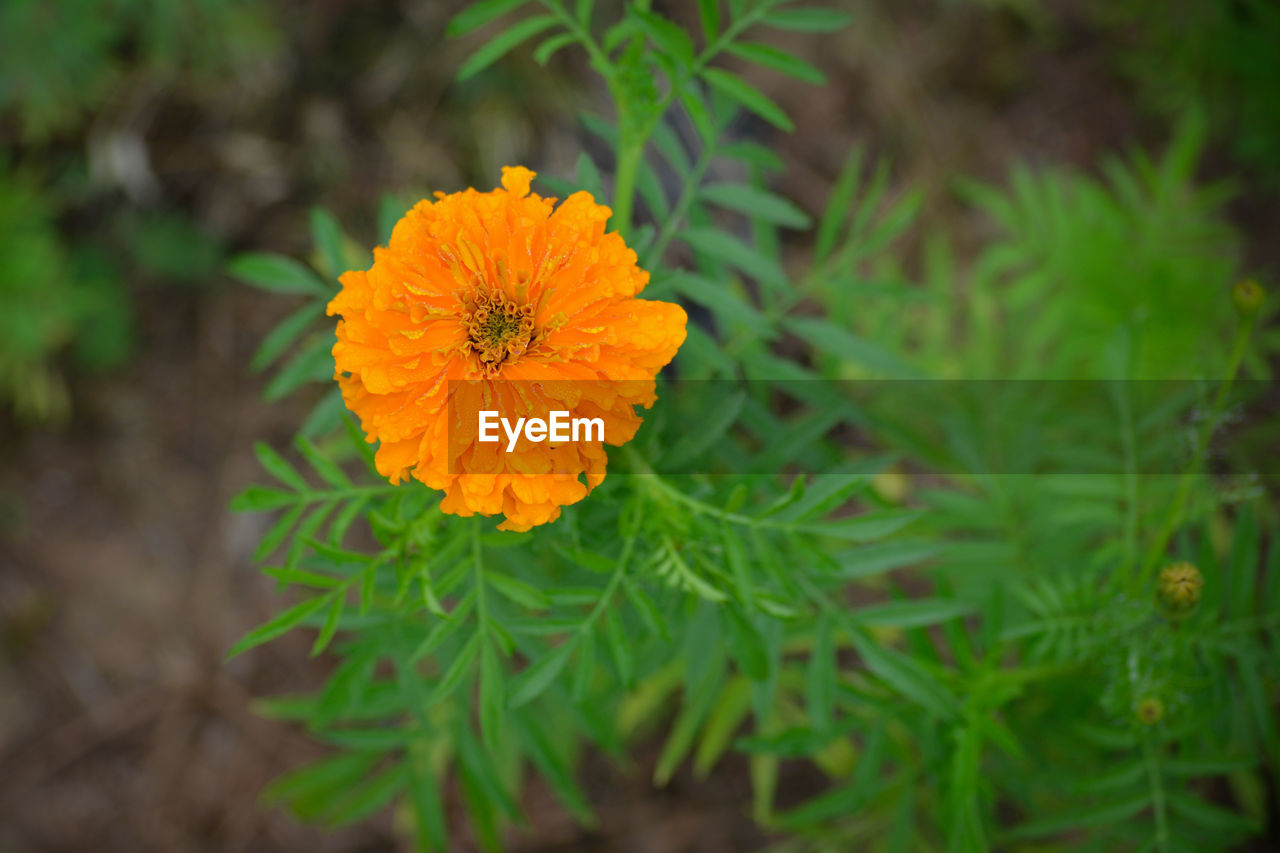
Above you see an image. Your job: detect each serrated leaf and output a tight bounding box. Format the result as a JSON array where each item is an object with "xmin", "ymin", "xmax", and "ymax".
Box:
[
  {"xmin": 228, "ymin": 253, "xmax": 328, "ymax": 295},
  {"xmin": 699, "ymin": 182, "xmax": 811, "ymax": 228},
  {"xmin": 447, "ymin": 0, "xmax": 531, "ymax": 37},
  {"xmin": 702, "ymin": 68, "xmax": 794, "ymax": 131},
  {"xmin": 457, "ymin": 15, "xmax": 559, "ymax": 81}
]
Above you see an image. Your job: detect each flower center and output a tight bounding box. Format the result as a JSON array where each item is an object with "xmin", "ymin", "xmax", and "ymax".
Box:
[{"xmin": 465, "ymin": 291, "xmax": 536, "ymax": 375}]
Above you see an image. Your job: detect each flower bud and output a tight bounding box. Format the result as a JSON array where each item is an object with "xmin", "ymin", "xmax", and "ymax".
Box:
[
  {"xmin": 1135, "ymin": 697, "xmax": 1164, "ymax": 726},
  {"xmin": 1156, "ymin": 562, "xmax": 1203, "ymax": 618},
  {"xmin": 1233, "ymin": 279, "xmax": 1265, "ymax": 318}
]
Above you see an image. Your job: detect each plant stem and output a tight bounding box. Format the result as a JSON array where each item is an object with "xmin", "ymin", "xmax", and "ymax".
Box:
[
  {"xmin": 611, "ymin": 139, "xmax": 643, "ymax": 239},
  {"xmin": 1136, "ymin": 314, "xmax": 1256, "ymax": 590}
]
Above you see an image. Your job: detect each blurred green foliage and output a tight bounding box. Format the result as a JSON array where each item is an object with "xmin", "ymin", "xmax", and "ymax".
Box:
[
  {"xmin": 1, "ymin": 0, "xmax": 278, "ymax": 140},
  {"xmin": 1095, "ymin": 0, "xmax": 1280, "ymax": 181},
  {"xmin": 0, "ymin": 165, "xmax": 131, "ymax": 420},
  {"xmin": 0, "ymin": 0, "xmax": 268, "ymax": 420}
]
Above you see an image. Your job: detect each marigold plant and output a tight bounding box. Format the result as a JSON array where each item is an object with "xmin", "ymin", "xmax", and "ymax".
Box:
[{"xmin": 227, "ymin": 2, "xmax": 1278, "ymax": 851}]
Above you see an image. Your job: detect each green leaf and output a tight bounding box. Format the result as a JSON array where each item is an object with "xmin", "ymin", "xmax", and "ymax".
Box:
[
  {"xmin": 534, "ymin": 32, "xmax": 575, "ymax": 65},
  {"xmin": 699, "ymin": 182, "xmax": 811, "ymax": 228},
  {"xmin": 605, "ymin": 607, "xmax": 634, "ymax": 686},
  {"xmin": 456, "ymin": 15, "xmax": 559, "ymax": 81},
  {"xmin": 325, "ymin": 764, "xmax": 410, "ymax": 827},
  {"xmin": 227, "ymin": 594, "xmax": 332, "ymax": 658},
  {"xmin": 1002, "ymin": 793, "xmax": 1151, "ymax": 841},
  {"xmin": 631, "ymin": 8, "xmax": 695, "ymax": 66},
  {"xmin": 693, "ymin": 677, "xmax": 752, "ymax": 775},
  {"xmin": 761, "ymin": 7, "xmax": 853, "ymax": 32},
  {"xmin": 851, "ymin": 599, "xmax": 975, "ymax": 629},
  {"xmin": 846, "ymin": 628, "xmax": 956, "ymax": 718},
  {"xmin": 784, "ymin": 315, "xmax": 920, "ymax": 377},
  {"xmin": 254, "ymin": 441, "xmax": 308, "ymax": 491},
  {"xmin": 479, "ymin": 640, "xmax": 504, "ymax": 750},
  {"xmin": 255, "ymin": 506, "xmax": 308, "ymax": 564},
  {"xmin": 701, "ymin": 68, "xmax": 794, "ymax": 131},
  {"xmin": 252, "ymin": 303, "xmax": 325, "ymax": 373},
  {"xmin": 515, "ymin": 712, "xmax": 595, "ymax": 824},
  {"xmin": 429, "ymin": 633, "xmax": 480, "ymax": 704},
  {"xmin": 231, "ymin": 485, "xmax": 297, "ymax": 512},
  {"xmin": 669, "ymin": 272, "xmax": 773, "ymax": 338},
  {"xmin": 796, "ymin": 509, "xmax": 923, "ymax": 542},
  {"xmin": 486, "ymin": 570, "xmax": 552, "ymax": 610},
  {"xmin": 815, "ymin": 146, "xmax": 863, "ymax": 264},
  {"xmin": 264, "ymin": 335, "xmax": 334, "ymax": 402},
  {"xmin": 726, "ymin": 42, "xmax": 825, "ymax": 84},
  {"xmin": 723, "ymin": 606, "xmax": 770, "ymax": 681},
  {"xmin": 697, "ymin": 0, "xmax": 721, "ymax": 41},
  {"xmin": 409, "ymin": 749, "xmax": 448, "ymax": 853},
  {"xmin": 447, "ymin": 0, "xmax": 531, "ymax": 37},
  {"xmin": 679, "ymin": 228, "xmax": 787, "ymax": 288},
  {"xmin": 310, "ymin": 593, "xmax": 344, "ymax": 656},
  {"xmin": 806, "ymin": 613, "xmax": 835, "ymax": 731},
  {"xmin": 309, "ymin": 208, "xmax": 345, "ymax": 281},
  {"xmin": 507, "ymin": 641, "xmax": 575, "ymax": 708},
  {"xmin": 295, "ymin": 436, "xmax": 350, "ymax": 488},
  {"xmin": 227, "ymin": 253, "xmax": 328, "ymax": 296},
  {"xmin": 378, "ymin": 194, "xmax": 405, "ymax": 245}
]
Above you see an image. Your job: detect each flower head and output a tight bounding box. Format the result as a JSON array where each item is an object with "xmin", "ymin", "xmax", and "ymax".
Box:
[
  {"xmin": 1156, "ymin": 561, "xmax": 1203, "ymax": 618},
  {"xmin": 327, "ymin": 167, "xmax": 686, "ymax": 531}
]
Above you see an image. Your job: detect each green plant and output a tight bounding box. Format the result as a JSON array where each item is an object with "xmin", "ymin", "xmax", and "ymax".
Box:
[{"xmin": 229, "ymin": 2, "xmax": 1277, "ymax": 850}]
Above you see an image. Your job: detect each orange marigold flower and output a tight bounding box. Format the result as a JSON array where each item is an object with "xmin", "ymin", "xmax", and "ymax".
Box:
[{"xmin": 327, "ymin": 166, "xmax": 687, "ymax": 531}]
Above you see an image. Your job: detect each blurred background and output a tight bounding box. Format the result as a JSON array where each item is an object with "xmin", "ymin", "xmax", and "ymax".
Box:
[{"xmin": 1, "ymin": 0, "xmax": 1277, "ymax": 850}]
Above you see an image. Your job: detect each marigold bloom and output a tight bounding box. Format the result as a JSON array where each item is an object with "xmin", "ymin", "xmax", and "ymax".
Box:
[{"xmin": 327, "ymin": 167, "xmax": 686, "ymax": 531}]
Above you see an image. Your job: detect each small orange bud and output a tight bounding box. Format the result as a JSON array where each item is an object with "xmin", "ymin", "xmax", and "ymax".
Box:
[
  {"xmin": 1233, "ymin": 279, "xmax": 1264, "ymax": 318},
  {"xmin": 1156, "ymin": 562, "xmax": 1203, "ymax": 618}
]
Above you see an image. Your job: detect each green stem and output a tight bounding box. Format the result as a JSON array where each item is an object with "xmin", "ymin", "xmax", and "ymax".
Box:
[
  {"xmin": 1142, "ymin": 734, "xmax": 1169, "ymax": 853},
  {"xmin": 1135, "ymin": 315, "xmax": 1256, "ymax": 590},
  {"xmin": 643, "ymin": 141, "xmax": 717, "ymax": 269},
  {"xmin": 611, "ymin": 139, "xmax": 644, "ymax": 239}
]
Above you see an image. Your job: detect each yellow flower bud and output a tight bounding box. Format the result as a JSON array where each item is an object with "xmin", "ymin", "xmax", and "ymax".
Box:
[
  {"xmin": 1135, "ymin": 697, "xmax": 1164, "ymax": 726},
  {"xmin": 1156, "ymin": 562, "xmax": 1203, "ymax": 618},
  {"xmin": 1232, "ymin": 279, "xmax": 1265, "ymax": 318}
]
